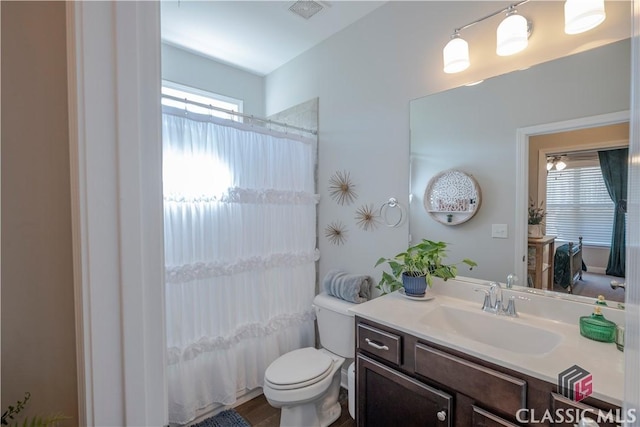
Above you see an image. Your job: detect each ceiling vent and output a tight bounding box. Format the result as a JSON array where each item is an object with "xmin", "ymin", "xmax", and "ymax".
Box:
[{"xmin": 289, "ymin": 1, "xmax": 325, "ymax": 20}]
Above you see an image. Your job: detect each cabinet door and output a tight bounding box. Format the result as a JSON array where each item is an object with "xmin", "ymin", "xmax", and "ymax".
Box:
[{"xmin": 357, "ymin": 354, "xmax": 452, "ymax": 427}]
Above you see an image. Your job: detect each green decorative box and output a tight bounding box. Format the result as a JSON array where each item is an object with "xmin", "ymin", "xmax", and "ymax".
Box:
[{"xmin": 579, "ymin": 307, "xmax": 616, "ymax": 343}]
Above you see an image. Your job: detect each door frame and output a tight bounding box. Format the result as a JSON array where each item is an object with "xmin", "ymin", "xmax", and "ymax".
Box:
[
  {"xmin": 514, "ymin": 111, "xmax": 630, "ymax": 285},
  {"xmin": 66, "ymin": 2, "xmax": 167, "ymax": 425}
]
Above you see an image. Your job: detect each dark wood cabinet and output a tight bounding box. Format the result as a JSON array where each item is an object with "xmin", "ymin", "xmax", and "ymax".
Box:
[
  {"xmin": 357, "ymin": 354, "xmax": 452, "ymax": 426},
  {"xmin": 472, "ymin": 405, "xmax": 520, "ymax": 427},
  {"xmin": 550, "ymin": 393, "xmax": 621, "ymax": 427},
  {"xmin": 355, "ymin": 316, "xmax": 620, "ymax": 427},
  {"xmin": 414, "ymin": 343, "xmax": 526, "ymax": 417}
]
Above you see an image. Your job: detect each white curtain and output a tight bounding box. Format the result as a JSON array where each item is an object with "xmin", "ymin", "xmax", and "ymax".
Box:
[{"xmin": 162, "ymin": 109, "xmax": 318, "ymax": 424}]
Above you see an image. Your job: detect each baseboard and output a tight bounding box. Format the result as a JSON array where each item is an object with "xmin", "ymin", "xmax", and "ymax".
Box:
[{"xmin": 587, "ymin": 266, "xmax": 607, "ymax": 275}]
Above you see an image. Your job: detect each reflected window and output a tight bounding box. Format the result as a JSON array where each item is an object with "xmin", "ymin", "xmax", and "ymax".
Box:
[{"xmin": 546, "ymin": 165, "xmax": 614, "ymax": 247}]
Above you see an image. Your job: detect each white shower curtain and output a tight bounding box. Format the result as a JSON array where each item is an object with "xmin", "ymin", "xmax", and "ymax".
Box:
[{"xmin": 162, "ymin": 110, "xmax": 318, "ymax": 424}]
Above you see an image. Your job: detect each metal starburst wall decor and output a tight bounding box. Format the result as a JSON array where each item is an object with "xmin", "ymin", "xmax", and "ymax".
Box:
[
  {"xmin": 328, "ymin": 170, "xmax": 357, "ymax": 205},
  {"xmin": 325, "ymin": 221, "xmax": 348, "ymax": 245},
  {"xmin": 355, "ymin": 203, "xmax": 380, "ymax": 231}
]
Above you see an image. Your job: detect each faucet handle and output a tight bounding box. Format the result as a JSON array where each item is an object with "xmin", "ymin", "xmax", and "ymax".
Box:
[
  {"xmin": 505, "ymin": 296, "xmax": 518, "ymax": 317},
  {"xmin": 475, "ymin": 288, "xmax": 493, "ymax": 312}
]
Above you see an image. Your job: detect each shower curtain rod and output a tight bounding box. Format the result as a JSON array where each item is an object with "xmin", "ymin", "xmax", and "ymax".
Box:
[{"xmin": 162, "ymin": 94, "xmax": 318, "ymax": 136}]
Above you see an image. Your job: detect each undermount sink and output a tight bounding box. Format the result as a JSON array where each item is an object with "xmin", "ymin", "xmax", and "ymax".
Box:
[{"xmin": 420, "ymin": 305, "xmax": 563, "ymax": 355}]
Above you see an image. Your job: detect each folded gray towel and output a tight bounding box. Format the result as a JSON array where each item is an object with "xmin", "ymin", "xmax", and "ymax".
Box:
[{"xmin": 322, "ymin": 270, "xmax": 373, "ymax": 303}]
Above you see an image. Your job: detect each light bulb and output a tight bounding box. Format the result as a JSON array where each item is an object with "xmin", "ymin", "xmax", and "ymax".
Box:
[
  {"xmin": 565, "ymin": 0, "xmax": 606, "ymax": 35},
  {"xmin": 546, "ymin": 161, "xmax": 553, "ymax": 171},
  {"xmin": 496, "ymin": 13, "xmax": 529, "ymax": 56},
  {"xmin": 443, "ymin": 34, "xmax": 470, "ymax": 74},
  {"xmin": 555, "ymin": 160, "xmax": 567, "ymax": 171}
]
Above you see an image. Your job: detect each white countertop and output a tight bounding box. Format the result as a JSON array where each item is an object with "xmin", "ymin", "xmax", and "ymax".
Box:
[{"xmin": 349, "ymin": 277, "xmax": 625, "ymax": 406}]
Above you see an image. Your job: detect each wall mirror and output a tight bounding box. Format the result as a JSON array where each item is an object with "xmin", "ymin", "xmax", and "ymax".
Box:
[{"xmin": 409, "ymin": 38, "xmax": 630, "ymax": 308}]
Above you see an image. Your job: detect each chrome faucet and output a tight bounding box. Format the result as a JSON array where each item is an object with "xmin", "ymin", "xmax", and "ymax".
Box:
[
  {"xmin": 489, "ymin": 282, "xmax": 503, "ymax": 313},
  {"xmin": 475, "ymin": 282, "xmax": 518, "ymax": 317}
]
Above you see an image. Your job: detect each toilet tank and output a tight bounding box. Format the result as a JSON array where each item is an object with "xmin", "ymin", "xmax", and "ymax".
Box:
[{"xmin": 313, "ymin": 293, "xmax": 355, "ymax": 358}]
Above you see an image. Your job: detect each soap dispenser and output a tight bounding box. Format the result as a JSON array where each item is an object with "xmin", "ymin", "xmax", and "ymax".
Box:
[{"xmin": 579, "ymin": 306, "xmax": 616, "ymax": 343}]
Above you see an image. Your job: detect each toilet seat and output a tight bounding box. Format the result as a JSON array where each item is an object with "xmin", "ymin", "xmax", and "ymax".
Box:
[{"xmin": 264, "ymin": 347, "xmax": 334, "ymax": 390}]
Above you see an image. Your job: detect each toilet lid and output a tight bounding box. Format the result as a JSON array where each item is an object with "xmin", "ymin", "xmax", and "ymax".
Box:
[{"xmin": 265, "ymin": 347, "xmax": 333, "ymax": 388}]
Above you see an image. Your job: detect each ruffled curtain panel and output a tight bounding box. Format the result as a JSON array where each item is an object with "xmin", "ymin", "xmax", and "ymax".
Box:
[{"xmin": 162, "ymin": 111, "xmax": 318, "ymax": 424}]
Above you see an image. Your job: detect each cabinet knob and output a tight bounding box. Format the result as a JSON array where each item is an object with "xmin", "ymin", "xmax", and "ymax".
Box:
[{"xmin": 437, "ymin": 410, "xmax": 447, "ymax": 422}]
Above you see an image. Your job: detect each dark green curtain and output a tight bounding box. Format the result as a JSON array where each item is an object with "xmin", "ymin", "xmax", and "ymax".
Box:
[{"xmin": 598, "ymin": 148, "xmax": 628, "ymax": 277}]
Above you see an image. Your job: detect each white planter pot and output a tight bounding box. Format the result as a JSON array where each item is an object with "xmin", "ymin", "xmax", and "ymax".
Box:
[{"xmin": 528, "ymin": 224, "xmax": 543, "ymax": 238}]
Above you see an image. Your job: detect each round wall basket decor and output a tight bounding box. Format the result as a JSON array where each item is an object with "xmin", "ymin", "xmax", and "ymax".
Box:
[{"xmin": 424, "ymin": 169, "xmax": 481, "ymax": 225}]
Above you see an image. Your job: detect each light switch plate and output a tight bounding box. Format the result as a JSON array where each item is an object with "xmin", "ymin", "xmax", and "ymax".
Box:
[{"xmin": 492, "ymin": 224, "xmax": 508, "ymax": 239}]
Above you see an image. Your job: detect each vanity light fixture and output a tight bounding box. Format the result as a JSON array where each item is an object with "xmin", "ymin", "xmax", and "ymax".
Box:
[
  {"xmin": 442, "ymin": 0, "xmax": 606, "ymax": 73},
  {"xmin": 443, "ymin": 32, "xmax": 470, "ymax": 74},
  {"xmin": 564, "ymin": 0, "xmax": 606, "ymax": 35},
  {"xmin": 496, "ymin": 7, "xmax": 531, "ymax": 56}
]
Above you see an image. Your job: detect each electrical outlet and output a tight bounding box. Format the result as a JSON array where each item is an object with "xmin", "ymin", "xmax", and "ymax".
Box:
[{"xmin": 492, "ymin": 224, "xmax": 508, "ymax": 239}]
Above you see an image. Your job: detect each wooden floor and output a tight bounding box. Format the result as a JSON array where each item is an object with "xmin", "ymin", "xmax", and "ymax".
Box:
[{"xmin": 235, "ymin": 388, "xmax": 355, "ymax": 427}]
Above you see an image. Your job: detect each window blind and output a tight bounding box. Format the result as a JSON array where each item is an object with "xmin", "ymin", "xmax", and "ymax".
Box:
[
  {"xmin": 161, "ymin": 81, "xmax": 243, "ymax": 121},
  {"xmin": 546, "ymin": 165, "xmax": 614, "ymax": 247}
]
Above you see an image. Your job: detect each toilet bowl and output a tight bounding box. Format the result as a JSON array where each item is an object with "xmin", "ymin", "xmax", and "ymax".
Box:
[
  {"xmin": 263, "ymin": 293, "xmax": 356, "ymax": 427},
  {"xmin": 264, "ymin": 347, "xmax": 344, "ymax": 427}
]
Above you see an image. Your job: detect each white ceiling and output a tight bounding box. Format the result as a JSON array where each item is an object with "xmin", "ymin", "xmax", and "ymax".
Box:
[{"xmin": 161, "ymin": 1, "xmax": 387, "ymax": 76}]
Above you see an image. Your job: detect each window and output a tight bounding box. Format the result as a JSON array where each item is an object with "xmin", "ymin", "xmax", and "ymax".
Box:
[
  {"xmin": 545, "ymin": 164, "xmax": 614, "ymax": 247},
  {"xmin": 161, "ymin": 80, "xmax": 243, "ymax": 121}
]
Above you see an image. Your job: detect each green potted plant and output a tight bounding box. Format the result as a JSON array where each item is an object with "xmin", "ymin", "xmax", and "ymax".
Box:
[
  {"xmin": 528, "ymin": 199, "xmax": 546, "ymax": 238},
  {"xmin": 1, "ymin": 392, "xmax": 67, "ymax": 427},
  {"xmin": 374, "ymin": 239, "xmax": 477, "ymax": 295}
]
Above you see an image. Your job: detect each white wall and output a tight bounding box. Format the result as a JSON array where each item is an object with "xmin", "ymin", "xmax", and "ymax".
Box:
[
  {"xmin": 264, "ymin": 1, "xmax": 631, "ymax": 290},
  {"xmin": 162, "ymin": 43, "xmax": 265, "ymax": 117}
]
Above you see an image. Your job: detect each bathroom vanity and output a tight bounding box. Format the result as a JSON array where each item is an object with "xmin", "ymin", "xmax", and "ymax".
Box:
[{"xmin": 350, "ymin": 278, "xmax": 625, "ymax": 427}]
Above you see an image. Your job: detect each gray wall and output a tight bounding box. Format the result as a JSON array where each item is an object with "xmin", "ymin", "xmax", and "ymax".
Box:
[
  {"xmin": 1, "ymin": 1, "xmax": 78, "ymax": 423},
  {"xmin": 263, "ymin": 1, "xmax": 630, "ymax": 290},
  {"xmin": 162, "ymin": 43, "xmax": 265, "ymax": 117}
]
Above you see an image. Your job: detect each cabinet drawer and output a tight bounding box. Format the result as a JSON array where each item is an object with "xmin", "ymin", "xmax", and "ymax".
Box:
[
  {"xmin": 415, "ymin": 343, "xmax": 526, "ymax": 417},
  {"xmin": 472, "ymin": 406, "xmax": 520, "ymax": 427},
  {"xmin": 550, "ymin": 393, "xmax": 620, "ymax": 427},
  {"xmin": 357, "ymin": 323, "xmax": 402, "ymax": 365}
]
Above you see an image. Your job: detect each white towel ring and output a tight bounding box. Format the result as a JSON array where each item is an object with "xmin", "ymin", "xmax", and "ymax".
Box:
[{"xmin": 379, "ymin": 197, "xmax": 404, "ymax": 228}]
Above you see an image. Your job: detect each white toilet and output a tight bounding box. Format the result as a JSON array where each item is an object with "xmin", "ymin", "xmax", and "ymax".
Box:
[{"xmin": 263, "ymin": 292, "xmax": 355, "ymax": 427}]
